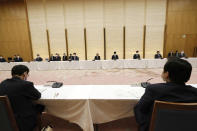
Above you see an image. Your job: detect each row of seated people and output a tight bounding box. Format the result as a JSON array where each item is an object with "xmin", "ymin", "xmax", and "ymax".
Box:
[
  {"xmin": 48, "ymin": 53, "xmax": 79, "ymax": 61},
  {"xmin": 48, "ymin": 50, "xmax": 186, "ymax": 61},
  {"xmin": 0, "ymin": 57, "xmax": 197, "ymax": 131},
  {"xmin": 0, "ymin": 55, "xmax": 23, "ymax": 62},
  {"xmin": 0, "ymin": 50, "xmax": 187, "ymax": 62}
]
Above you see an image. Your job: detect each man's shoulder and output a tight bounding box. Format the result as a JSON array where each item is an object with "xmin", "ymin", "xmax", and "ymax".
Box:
[
  {"xmin": 11, "ymin": 77, "xmax": 33, "ymax": 86},
  {"xmin": 147, "ymin": 83, "xmax": 168, "ymax": 91}
]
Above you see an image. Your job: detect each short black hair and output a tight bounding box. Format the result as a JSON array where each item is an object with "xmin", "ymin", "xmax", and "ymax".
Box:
[
  {"xmin": 114, "ymin": 51, "xmax": 116, "ymax": 54},
  {"xmin": 11, "ymin": 65, "xmax": 29, "ymax": 76},
  {"xmin": 164, "ymin": 57, "xmax": 192, "ymax": 84}
]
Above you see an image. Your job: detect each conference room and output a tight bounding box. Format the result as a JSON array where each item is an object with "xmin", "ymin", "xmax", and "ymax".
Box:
[{"xmin": 0, "ymin": 0, "xmax": 197, "ymax": 131}]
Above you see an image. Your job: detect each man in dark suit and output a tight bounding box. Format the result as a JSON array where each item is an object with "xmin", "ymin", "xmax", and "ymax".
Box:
[
  {"xmin": 134, "ymin": 58, "xmax": 197, "ymax": 131},
  {"xmin": 133, "ymin": 50, "xmax": 140, "ymax": 59},
  {"xmin": 112, "ymin": 51, "xmax": 119, "ymax": 60},
  {"xmin": 154, "ymin": 51, "xmax": 162, "ymax": 59},
  {"xmin": 62, "ymin": 53, "xmax": 67, "ymax": 61},
  {"xmin": 0, "ymin": 55, "xmax": 6, "ymax": 62},
  {"xmin": 14, "ymin": 55, "xmax": 23, "ymax": 62},
  {"xmin": 50, "ymin": 54, "xmax": 56, "ymax": 61},
  {"xmin": 167, "ymin": 51, "xmax": 174, "ymax": 58},
  {"xmin": 179, "ymin": 50, "xmax": 186, "ymax": 58},
  {"xmin": 72, "ymin": 53, "xmax": 79, "ymax": 61},
  {"xmin": 0, "ymin": 65, "xmax": 44, "ymax": 131},
  {"xmin": 175, "ymin": 50, "xmax": 180, "ymax": 58},
  {"xmin": 35, "ymin": 54, "xmax": 43, "ymax": 62},
  {"xmin": 94, "ymin": 53, "xmax": 101, "ymax": 60},
  {"xmin": 68, "ymin": 54, "xmax": 73, "ymax": 61},
  {"xmin": 55, "ymin": 53, "xmax": 61, "ymax": 61}
]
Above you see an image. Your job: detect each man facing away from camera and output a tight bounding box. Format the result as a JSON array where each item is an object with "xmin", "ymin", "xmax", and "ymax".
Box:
[
  {"xmin": 134, "ymin": 57, "xmax": 197, "ymax": 131},
  {"xmin": 0, "ymin": 65, "xmax": 44, "ymax": 131}
]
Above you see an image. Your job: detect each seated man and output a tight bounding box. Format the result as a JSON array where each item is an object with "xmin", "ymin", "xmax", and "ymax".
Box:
[
  {"xmin": 14, "ymin": 55, "xmax": 23, "ymax": 62},
  {"xmin": 112, "ymin": 51, "xmax": 119, "ymax": 60},
  {"xmin": 0, "ymin": 65, "xmax": 44, "ymax": 131},
  {"xmin": 62, "ymin": 53, "xmax": 67, "ymax": 61},
  {"xmin": 175, "ymin": 50, "xmax": 180, "ymax": 58},
  {"xmin": 72, "ymin": 53, "xmax": 79, "ymax": 61},
  {"xmin": 68, "ymin": 54, "xmax": 73, "ymax": 61},
  {"xmin": 50, "ymin": 54, "xmax": 56, "ymax": 61},
  {"xmin": 0, "ymin": 55, "xmax": 6, "ymax": 62},
  {"xmin": 55, "ymin": 53, "xmax": 61, "ymax": 61},
  {"xmin": 8, "ymin": 57, "xmax": 13, "ymax": 62},
  {"xmin": 133, "ymin": 50, "xmax": 140, "ymax": 59},
  {"xmin": 35, "ymin": 54, "xmax": 43, "ymax": 61},
  {"xmin": 167, "ymin": 51, "xmax": 174, "ymax": 58},
  {"xmin": 94, "ymin": 53, "xmax": 101, "ymax": 60},
  {"xmin": 134, "ymin": 58, "xmax": 197, "ymax": 131},
  {"xmin": 179, "ymin": 50, "xmax": 186, "ymax": 58},
  {"xmin": 154, "ymin": 51, "xmax": 162, "ymax": 59}
]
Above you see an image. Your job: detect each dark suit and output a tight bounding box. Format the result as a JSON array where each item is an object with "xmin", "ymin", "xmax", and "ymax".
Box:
[
  {"xmin": 62, "ymin": 55, "xmax": 67, "ymax": 61},
  {"xmin": 72, "ymin": 56, "xmax": 79, "ymax": 61},
  {"xmin": 179, "ymin": 53, "xmax": 186, "ymax": 58},
  {"xmin": 35, "ymin": 57, "xmax": 43, "ymax": 61},
  {"xmin": 112, "ymin": 54, "xmax": 119, "ymax": 60},
  {"xmin": 154, "ymin": 54, "xmax": 162, "ymax": 59},
  {"xmin": 175, "ymin": 52, "xmax": 180, "ymax": 58},
  {"xmin": 168, "ymin": 52, "xmax": 174, "ymax": 57},
  {"xmin": 94, "ymin": 55, "xmax": 101, "ymax": 60},
  {"xmin": 0, "ymin": 77, "xmax": 43, "ymax": 131},
  {"xmin": 50, "ymin": 56, "xmax": 56, "ymax": 61},
  {"xmin": 56, "ymin": 56, "xmax": 61, "ymax": 61},
  {"xmin": 134, "ymin": 82, "xmax": 197, "ymax": 131},
  {"xmin": 133, "ymin": 54, "xmax": 140, "ymax": 59},
  {"xmin": 68, "ymin": 55, "xmax": 73, "ymax": 61},
  {"xmin": 14, "ymin": 57, "xmax": 23, "ymax": 62},
  {"xmin": 0, "ymin": 58, "xmax": 6, "ymax": 62}
]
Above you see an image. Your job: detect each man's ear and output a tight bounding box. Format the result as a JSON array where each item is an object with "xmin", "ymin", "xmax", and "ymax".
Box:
[
  {"xmin": 164, "ymin": 71, "xmax": 170, "ymax": 82},
  {"xmin": 165, "ymin": 72, "xmax": 169, "ymax": 79}
]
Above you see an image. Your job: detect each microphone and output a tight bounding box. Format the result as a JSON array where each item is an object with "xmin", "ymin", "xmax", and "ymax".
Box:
[
  {"xmin": 141, "ymin": 78, "xmax": 153, "ymax": 88},
  {"xmin": 46, "ymin": 81, "xmax": 63, "ymax": 88}
]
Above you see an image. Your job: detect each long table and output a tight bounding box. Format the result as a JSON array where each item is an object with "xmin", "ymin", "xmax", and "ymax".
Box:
[
  {"xmin": 0, "ymin": 58, "xmax": 197, "ymax": 71},
  {"xmin": 36, "ymin": 85, "xmax": 145, "ymax": 131}
]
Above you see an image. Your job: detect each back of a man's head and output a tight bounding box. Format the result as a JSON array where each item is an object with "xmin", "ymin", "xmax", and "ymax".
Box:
[
  {"xmin": 11, "ymin": 65, "xmax": 29, "ymax": 76},
  {"xmin": 164, "ymin": 57, "xmax": 192, "ymax": 84}
]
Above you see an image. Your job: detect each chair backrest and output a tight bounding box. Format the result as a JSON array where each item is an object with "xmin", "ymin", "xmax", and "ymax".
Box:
[
  {"xmin": 149, "ymin": 100, "xmax": 197, "ymax": 131},
  {"xmin": 0, "ymin": 96, "xmax": 19, "ymax": 131}
]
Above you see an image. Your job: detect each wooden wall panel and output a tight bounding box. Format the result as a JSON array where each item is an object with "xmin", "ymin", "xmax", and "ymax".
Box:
[
  {"xmin": 45, "ymin": 0, "xmax": 66, "ymax": 56},
  {"xmin": 84, "ymin": 0, "xmax": 104, "ymax": 60},
  {"xmin": 27, "ymin": 0, "xmax": 49, "ymax": 59},
  {"xmin": 145, "ymin": 0, "xmax": 166, "ymax": 58},
  {"xmin": 165, "ymin": 0, "xmax": 197, "ymax": 57},
  {"xmin": 125, "ymin": 0, "xmax": 145, "ymax": 59},
  {"xmin": 64, "ymin": 0, "xmax": 85, "ymax": 59},
  {"xmin": 145, "ymin": 26, "xmax": 165, "ymax": 58},
  {"xmin": 104, "ymin": 0, "xmax": 124, "ymax": 59},
  {"xmin": 0, "ymin": 0, "xmax": 32, "ymax": 61}
]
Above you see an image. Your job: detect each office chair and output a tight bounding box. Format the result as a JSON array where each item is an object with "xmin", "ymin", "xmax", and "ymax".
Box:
[
  {"xmin": 149, "ymin": 100, "xmax": 197, "ymax": 131},
  {"xmin": 0, "ymin": 96, "xmax": 19, "ymax": 131}
]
